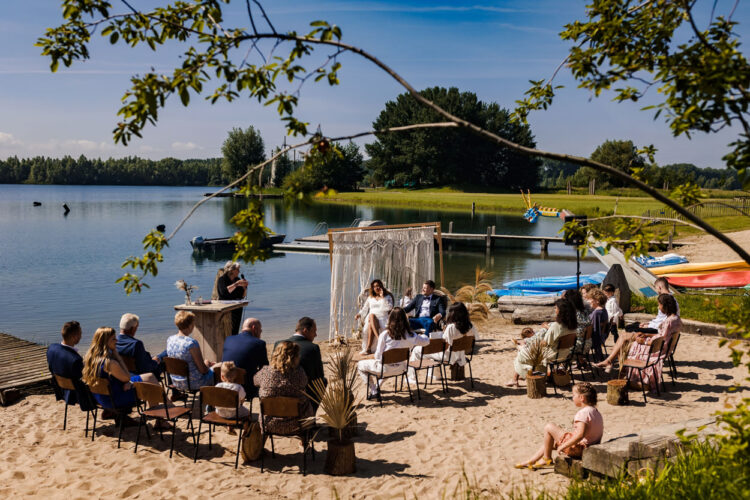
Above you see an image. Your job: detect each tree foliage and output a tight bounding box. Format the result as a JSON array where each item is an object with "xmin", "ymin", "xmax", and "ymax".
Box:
[
  {"xmin": 366, "ymin": 87, "xmax": 541, "ymax": 188},
  {"xmin": 514, "ymin": 0, "xmax": 750, "ymax": 189},
  {"xmin": 282, "ymin": 141, "xmax": 364, "ymax": 191},
  {"xmin": 581, "ymin": 139, "xmax": 645, "ymax": 187},
  {"xmin": 0, "ymin": 154, "xmax": 223, "ymax": 185},
  {"xmin": 221, "ymin": 126, "xmax": 266, "ymax": 181}
]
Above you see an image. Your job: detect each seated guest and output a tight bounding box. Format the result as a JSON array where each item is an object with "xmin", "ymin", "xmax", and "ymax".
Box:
[
  {"xmin": 216, "ymin": 261, "xmax": 249, "ymax": 335},
  {"xmin": 47, "ymin": 321, "xmax": 84, "ymax": 405},
  {"xmin": 275, "ymin": 317, "xmax": 327, "ymax": 412},
  {"xmin": 506, "ymin": 299, "xmax": 577, "ymax": 387},
  {"xmin": 580, "ymin": 284, "xmax": 597, "ymax": 315},
  {"xmin": 402, "ymin": 280, "xmax": 446, "ymax": 333},
  {"xmin": 562, "ymin": 289, "xmax": 591, "ymax": 358},
  {"xmin": 254, "ymin": 341, "xmax": 314, "ymax": 435},
  {"xmin": 355, "ymin": 279, "xmax": 394, "ymax": 355},
  {"xmin": 166, "ymin": 311, "xmax": 215, "ymax": 391},
  {"xmin": 82, "ymin": 327, "xmax": 159, "ymax": 416},
  {"xmin": 221, "ymin": 317, "xmax": 268, "ymax": 399},
  {"xmin": 603, "ymin": 284, "xmax": 623, "ymax": 342},
  {"xmin": 215, "ymin": 361, "xmax": 251, "ymax": 420},
  {"xmin": 358, "ymin": 308, "xmax": 429, "ymax": 398},
  {"xmin": 587, "ymin": 289, "xmax": 609, "ymax": 362},
  {"xmin": 625, "ymin": 277, "xmax": 679, "ymax": 333},
  {"xmin": 414, "ymin": 301, "xmax": 477, "ymax": 367},
  {"xmin": 116, "ymin": 313, "xmax": 166, "ymax": 377},
  {"xmin": 515, "ymin": 382, "xmax": 603, "ymax": 468},
  {"xmin": 595, "ymin": 294, "xmax": 681, "ymax": 385}
]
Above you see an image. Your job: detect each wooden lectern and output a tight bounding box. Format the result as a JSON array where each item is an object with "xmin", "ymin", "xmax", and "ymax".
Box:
[{"xmin": 173, "ymin": 301, "xmax": 247, "ymax": 361}]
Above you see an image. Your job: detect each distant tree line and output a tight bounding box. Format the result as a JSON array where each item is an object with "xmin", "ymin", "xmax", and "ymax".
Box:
[
  {"xmin": 0, "ymin": 155, "xmax": 224, "ymax": 186},
  {"xmin": 539, "ymin": 139, "xmax": 742, "ymax": 192}
]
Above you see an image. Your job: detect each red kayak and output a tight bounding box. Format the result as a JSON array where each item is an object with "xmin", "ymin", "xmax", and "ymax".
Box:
[{"xmin": 667, "ymin": 270, "xmax": 750, "ymax": 288}]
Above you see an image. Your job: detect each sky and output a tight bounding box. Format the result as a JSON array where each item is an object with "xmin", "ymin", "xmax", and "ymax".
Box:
[{"xmin": 0, "ymin": 0, "xmax": 747, "ymax": 169}]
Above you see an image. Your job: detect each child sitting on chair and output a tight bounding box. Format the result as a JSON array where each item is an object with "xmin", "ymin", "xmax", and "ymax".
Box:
[
  {"xmin": 215, "ymin": 361, "xmax": 251, "ymax": 422},
  {"xmin": 515, "ymin": 382, "xmax": 603, "ymax": 469},
  {"xmin": 512, "ymin": 327, "xmax": 536, "ymax": 347}
]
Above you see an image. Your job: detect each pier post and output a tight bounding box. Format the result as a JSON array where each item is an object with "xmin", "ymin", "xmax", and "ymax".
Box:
[
  {"xmin": 448, "ymin": 221, "xmax": 453, "ymax": 233},
  {"xmin": 540, "ymin": 239, "xmax": 549, "ymax": 255},
  {"xmin": 492, "ymin": 225, "xmax": 496, "ymax": 235},
  {"xmin": 471, "ymin": 202, "xmax": 476, "ymax": 216},
  {"xmin": 486, "ymin": 226, "xmax": 492, "ymax": 251}
]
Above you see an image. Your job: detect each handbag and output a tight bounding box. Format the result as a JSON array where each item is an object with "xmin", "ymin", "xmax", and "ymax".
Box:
[{"xmin": 240, "ymin": 420, "xmax": 263, "ymax": 462}]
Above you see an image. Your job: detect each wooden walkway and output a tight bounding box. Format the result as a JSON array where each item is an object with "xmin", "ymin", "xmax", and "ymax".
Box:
[{"xmin": 0, "ymin": 333, "xmax": 50, "ymax": 393}]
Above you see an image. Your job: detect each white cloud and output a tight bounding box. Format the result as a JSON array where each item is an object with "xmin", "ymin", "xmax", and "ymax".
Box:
[
  {"xmin": 171, "ymin": 141, "xmax": 202, "ymax": 151},
  {"xmin": 0, "ymin": 132, "xmax": 23, "ymax": 147}
]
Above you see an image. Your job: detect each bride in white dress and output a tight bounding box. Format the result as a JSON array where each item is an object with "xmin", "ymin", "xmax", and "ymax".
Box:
[{"xmin": 355, "ymin": 279, "xmax": 394, "ymax": 354}]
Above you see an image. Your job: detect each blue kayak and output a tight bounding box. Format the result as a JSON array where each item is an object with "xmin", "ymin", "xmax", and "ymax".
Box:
[
  {"xmin": 501, "ymin": 271, "xmax": 607, "ymax": 292},
  {"xmin": 634, "ymin": 253, "xmax": 688, "ymax": 268},
  {"xmin": 490, "ymin": 289, "xmax": 560, "ymax": 297}
]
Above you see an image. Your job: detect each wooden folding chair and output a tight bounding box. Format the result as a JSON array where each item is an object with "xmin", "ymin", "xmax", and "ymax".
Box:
[
  {"xmin": 86, "ymin": 377, "xmax": 131, "ymax": 448},
  {"xmin": 133, "ymin": 382, "xmax": 195, "ymax": 458},
  {"xmin": 572, "ymin": 325, "xmax": 597, "ymax": 381},
  {"xmin": 364, "ymin": 347, "xmax": 412, "ymax": 407},
  {"xmin": 660, "ymin": 332, "xmax": 681, "ymax": 387},
  {"xmin": 193, "ymin": 386, "xmax": 251, "ymax": 469},
  {"xmin": 259, "ymin": 396, "xmax": 315, "ymax": 475},
  {"xmin": 120, "ymin": 355, "xmax": 137, "ymax": 373},
  {"xmin": 440, "ymin": 335, "xmax": 475, "ymax": 393},
  {"xmin": 163, "ymin": 357, "xmax": 199, "ymax": 409},
  {"xmin": 51, "ymin": 373, "xmax": 93, "ymax": 434},
  {"xmin": 548, "ymin": 333, "xmax": 577, "ymax": 395},
  {"xmin": 623, "ymin": 337, "xmax": 665, "ymax": 404},
  {"xmin": 408, "ymin": 338, "xmax": 446, "ymax": 399}
]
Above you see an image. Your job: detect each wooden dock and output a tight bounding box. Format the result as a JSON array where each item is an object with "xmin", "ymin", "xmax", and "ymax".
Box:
[
  {"xmin": 0, "ymin": 333, "xmax": 50, "ymax": 403},
  {"xmin": 273, "ymin": 227, "xmax": 691, "ymax": 255}
]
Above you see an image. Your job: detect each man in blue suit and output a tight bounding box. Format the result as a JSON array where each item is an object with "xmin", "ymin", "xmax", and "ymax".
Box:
[
  {"xmin": 221, "ymin": 317, "xmax": 268, "ymax": 398},
  {"xmin": 116, "ymin": 313, "xmax": 166, "ymax": 377},
  {"xmin": 403, "ymin": 280, "xmax": 446, "ymax": 333},
  {"xmin": 47, "ymin": 321, "xmax": 84, "ymax": 405}
]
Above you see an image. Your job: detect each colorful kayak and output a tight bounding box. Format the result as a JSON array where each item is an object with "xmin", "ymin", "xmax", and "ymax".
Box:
[
  {"xmin": 666, "ymin": 270, "xmax": 750, "ymax": 288},
  {"xmin": 490, "ymin": 289, "xmax": 560, "ymax": 297},
  {"xmin": 634, "ymin": 253, "xmax": 688, "ymax": 268},
  {"xmin": 502, "ymin": 271, "xmax": 607, "ymax": 292},
  {"xmin": 651, "ymin": 260, "xmax": 750, "ymax": 276}
]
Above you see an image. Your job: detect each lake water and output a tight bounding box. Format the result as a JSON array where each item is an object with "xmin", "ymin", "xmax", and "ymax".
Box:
[{"xmin": 0, "ymin": 185, "xmax": 603, "ymax": 352}]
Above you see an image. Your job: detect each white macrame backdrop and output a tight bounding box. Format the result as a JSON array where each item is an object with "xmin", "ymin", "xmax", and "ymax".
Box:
[{"xmin": 329, "ymin": 226, "xmax": 435, "ymax": 341}]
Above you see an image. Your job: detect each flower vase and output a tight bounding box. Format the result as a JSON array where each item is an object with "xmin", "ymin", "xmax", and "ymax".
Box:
[{"xmin": 185, "ymin": 293, "xmax": 192, "ymax": 305}]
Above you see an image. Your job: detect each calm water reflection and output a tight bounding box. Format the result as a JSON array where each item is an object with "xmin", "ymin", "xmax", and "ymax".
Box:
[{"xmin": 0, "ymin": 185, "xmax": 603, "ymax": 351}]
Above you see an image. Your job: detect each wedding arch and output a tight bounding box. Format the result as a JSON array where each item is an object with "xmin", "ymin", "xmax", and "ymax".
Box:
[{"xmin": 327, "ymin": 222, "xmax": 444, "ymax": 342}]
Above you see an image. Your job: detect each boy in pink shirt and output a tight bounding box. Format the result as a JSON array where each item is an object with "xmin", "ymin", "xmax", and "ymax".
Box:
[{"xmin": 515, "ymin": 382, "xmax": 603, "ymax": 469}]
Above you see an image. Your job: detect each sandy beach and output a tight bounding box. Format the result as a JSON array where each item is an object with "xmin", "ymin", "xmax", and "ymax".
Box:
[
  {"xmin": 1, "ymin": 314, "xmax": 746, "ymax": 499},
  {"xmin": 1, "ymin": 229, "xmax": 748, "ymax": 498}
]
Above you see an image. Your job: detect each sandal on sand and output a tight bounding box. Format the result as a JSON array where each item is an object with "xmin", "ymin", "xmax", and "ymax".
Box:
[
  {"xmin": 513, "ymin": 463, "xmax": 529, "ymax": 469},
  {"xmin": 530, "ymin": 458, "xmax": 554, "ymax": 470},
  {"xmin": 505, "ymin": 380, "xmax": 520, "ymax": 388}
]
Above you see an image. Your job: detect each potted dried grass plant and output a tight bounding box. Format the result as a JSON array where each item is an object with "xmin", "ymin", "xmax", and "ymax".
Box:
[
  {"xmin": 306, "ymin": 345, "xmax": 359, "ymax": 475},
  {"xmin": 606, "ymin": 338, "xmax": 632, "ymax": 405},
  {"xmin": 524, "ymin": 337, "xmax": 553, "ymax": 399}
]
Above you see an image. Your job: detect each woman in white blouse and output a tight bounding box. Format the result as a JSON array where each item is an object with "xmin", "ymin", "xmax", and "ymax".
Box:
[
  {"xmin": 355, "ymin": 279, "xmax": 394, "ymax": 354},
  {"xmin": 434, "ymin": 302, "xmax": 478, "ymax": 365},
  {"xmin": 357, "ymin": 307, "xmax": 429, "ymax": 397}
]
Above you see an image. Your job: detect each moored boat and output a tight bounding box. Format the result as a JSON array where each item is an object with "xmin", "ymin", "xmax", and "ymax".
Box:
[
  {"xmin": 666, "ymin": 270, "xmax": 750, "ymax": 288},
  {"xmin": 650, "ymin": 260, "xmax": 750, "ymax": 276},
  {"xmin": 190, "ymin": 234, "xmax": 286, "ymax": 251}
]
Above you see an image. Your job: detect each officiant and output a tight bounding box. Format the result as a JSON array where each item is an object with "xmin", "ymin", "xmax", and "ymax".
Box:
[{"xmin": 216, "ymin": 261, "xmax": 248, "ymax": 335}]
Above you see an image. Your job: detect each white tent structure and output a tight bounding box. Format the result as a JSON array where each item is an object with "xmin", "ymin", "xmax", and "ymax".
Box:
[{"xmin": 327, "ymin": 223, "xmax": 444, "ymax": 342}]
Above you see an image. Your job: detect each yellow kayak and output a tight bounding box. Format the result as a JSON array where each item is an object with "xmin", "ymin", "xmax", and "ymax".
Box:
[{"xmin": 651, "ymin": 260, "xmax": 750, "ymax": 276}]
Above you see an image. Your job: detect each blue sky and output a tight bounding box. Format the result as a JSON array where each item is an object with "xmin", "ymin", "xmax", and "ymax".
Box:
[{"xmin": 0, "ymin": 0, "xmax": 747, "ymax": 169}]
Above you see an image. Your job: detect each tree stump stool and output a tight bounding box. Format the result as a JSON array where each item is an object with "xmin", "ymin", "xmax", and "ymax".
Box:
[
  {"xmin": 449, "ymin": 364, "xmax": 465, "ymax": 381},
  {"xmin": 607, "ymin": 379, "xmax": 629, "ymax": 405},
  {"xmin": 527, "ymin": 372, "xmax": 546, "ymax": 399}
]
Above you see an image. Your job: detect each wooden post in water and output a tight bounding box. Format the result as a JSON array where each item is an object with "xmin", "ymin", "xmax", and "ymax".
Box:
[
  {"xmin": 448, "ymin": 221, "xmax": 453, "ymax": 233},
  {"xmin": 486, "ymin": 226, "xmax": 492, "ymax": 251},
  {"xmin": 471, "ymin": 202, "xmax": 476, "ymax": 216}
]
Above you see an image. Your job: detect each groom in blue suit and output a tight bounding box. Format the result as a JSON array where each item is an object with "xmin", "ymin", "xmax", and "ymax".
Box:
[
  {"xmin": 47, "ymin": 321, "xmax": 84, "ymax": 405},
  {"xmin": 403, "ymin": 280, "xmax": 446, "ymax": 333}
]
